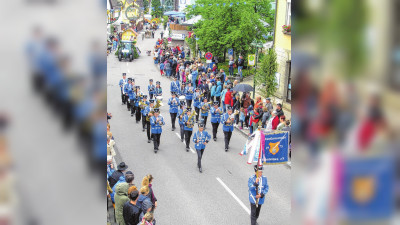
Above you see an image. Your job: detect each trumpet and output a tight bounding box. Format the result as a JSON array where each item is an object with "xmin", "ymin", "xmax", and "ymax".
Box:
[
  {"xmin": 228, "ymin": 110, "xmax": 240, "ymax": 121},
  {"xmin": 139, "ymin": 100, "xmax": 147, "ymax": 109}
]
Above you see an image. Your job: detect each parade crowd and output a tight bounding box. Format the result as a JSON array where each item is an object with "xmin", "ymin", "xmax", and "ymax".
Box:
[{"xmin": 106, "ymin": 34, "xmax": 291, "ymax": 225}]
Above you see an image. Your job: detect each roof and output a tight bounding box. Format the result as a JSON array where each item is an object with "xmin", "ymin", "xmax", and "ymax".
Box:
[{"xmin": 182, "ymin": 15, "xmax": 202, "ymax": 26}]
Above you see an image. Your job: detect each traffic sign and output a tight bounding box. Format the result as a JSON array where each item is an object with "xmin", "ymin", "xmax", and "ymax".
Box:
[
  {"xmin": 248, "ymin": 54, "xmax": 255, "ymax": 66},
  {"xmin": 228, "ymin": 48, "xmax": 233, "ymax": 55},
  {"xmin": 205, "ymin": 52, "xmax": 213, "ymax": 60}
]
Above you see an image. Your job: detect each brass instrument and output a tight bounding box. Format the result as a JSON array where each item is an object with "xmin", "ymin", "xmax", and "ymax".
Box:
[
  {"xmin": 139, "ymin": 100, "xmax": 147, "ymax": 109},
  {"xmin": 227, "ymin": 110, "xmax": 240, "ymax": 125},
  {"xmin": 201, "ymin": 101, "xmax": 212, "ymax": 111},
  {"xmin": 146, "ymin": 108, "xmax": 153, "ymax": 122},
  {"xmin": 186, "ymin": 111, "xmax": 197, "ymax": 128},
  {"xmin": 156, "ymin": 115, "xmax": 164, "ymax": 126},
  {"xmin": 156, "ymin": 96, "xmax": 164, "ymax": 107}
]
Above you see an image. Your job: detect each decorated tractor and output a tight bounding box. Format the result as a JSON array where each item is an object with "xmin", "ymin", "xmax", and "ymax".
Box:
[{"xmin": 116, "ymin": 29, "xmax": 139, "ymax": 62}]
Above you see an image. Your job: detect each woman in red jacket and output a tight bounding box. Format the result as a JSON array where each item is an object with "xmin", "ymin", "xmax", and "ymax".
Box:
[{"xmin": 224, "ymin": 88, "xmax": 234, "ymax": 108}]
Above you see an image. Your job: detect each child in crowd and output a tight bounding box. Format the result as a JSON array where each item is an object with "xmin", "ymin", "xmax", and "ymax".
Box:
[{"xmin": 239, "ymin": 107, "xmax": 245, "ymax": 130}]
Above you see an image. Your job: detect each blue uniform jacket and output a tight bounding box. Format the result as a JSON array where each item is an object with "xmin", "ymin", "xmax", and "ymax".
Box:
[
  {"xmin": 185, "ymin": 87, "xmax": 194, "ymax": 100},
  {"xmin": 177, "ymin": 108, "xmax": 185, "ymax": 125},
  {"xmin": 148, "ymin": 84, "xmax": 155, "ymax": 95},
  {"xmin": 248, "ymin": 175, "xmax": 269, "ymax": 205},
  {"xmin": 142, "ymin": 105, "xmax": 152, "ymax": 116},
  {"xmin": 170, "ymin": 81, "xmax": 180, "ymax": 93},
  {"xmin": 134, "ymin": 94, "xmax": 142, "ymax": 107},
  {"xmin": 155, "ymin": 87, "xmax": 162, "ymax": 96},
  {"xmin": 182, "ymin": 114, "xmax": 195, "ymax": 131},
  {"xmin": 210, "ymin": 107, "xmax": 223, "ymax": 123},
  {"xmin": 150, "ymin": 115, "xmax": 165, "ymax": 134},
  {"xmin": 119, "ymin": 79, "xmax": 127, "ymax": 92},
  {"xmin": 193, "ymin": 93, "xmax": 201, "ymax": 108},
  {"xmin": 220, "ymin": 113, "xmax": 234, "ymax": 132},
  {"xmin": 139, "ymin": 101, "xmax": 149, "ymax": 114},
  {"xmin": 179, "ymin": 87, "xmax": 186, "ymax": 96},
  {"xmin": 192, "ymin": 130, "xmax": 211, "ymax": 150},
  {"xmin": 200, "ymin": 102, "xmax": 210, "ymax": 117},
  {"xmin": 168, "ymin": 97, "xmax": 180, "ymax": 113}
]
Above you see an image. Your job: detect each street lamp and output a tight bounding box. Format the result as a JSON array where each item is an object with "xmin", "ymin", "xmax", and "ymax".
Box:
[{"xmin": 251, "ymin": 39, "xmax": 264, "ymax": 98}]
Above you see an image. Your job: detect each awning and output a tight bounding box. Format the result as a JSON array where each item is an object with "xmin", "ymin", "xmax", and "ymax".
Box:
[{"xmin": 181, "ymin": 15, "xmax": 202, "ymax": 26}]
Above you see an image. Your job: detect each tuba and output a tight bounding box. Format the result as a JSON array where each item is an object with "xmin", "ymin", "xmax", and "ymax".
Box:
[
  {"xmin": 186, "ymin": 110, "xmax": 197, "ymax": 128},
  {"xmin": 155, "ymin": 96, "xmax": 163, "ymax": 107}
]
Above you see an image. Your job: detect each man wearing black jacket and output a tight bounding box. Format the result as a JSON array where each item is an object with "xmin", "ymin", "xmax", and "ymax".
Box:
[
  {"xmin": 237, "ymin": 55, "xmax": 244, "ymax": 80},
  {"xmin": 123, "ymin": 190, "xmax": 142, "ymax": 225},
  {"xmin": 108, "ymin": 162, "xmax": 128, "ymax": 188}
]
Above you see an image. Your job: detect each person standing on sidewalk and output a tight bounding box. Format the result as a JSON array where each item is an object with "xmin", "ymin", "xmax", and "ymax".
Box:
[
  {"xmin": 123, "ymin": 189, "xmax": 142, "ymax": 225},
  {"xmin": 237, "ymin": 55, "xmax": 244, "ymax": 80},
  {"xmin": 193, "ymin": 123, "xmax": 211, "ymax": 173},
  {"xmin": 248, "ymin": 165, "xmax": 269, "ymax": 225}
]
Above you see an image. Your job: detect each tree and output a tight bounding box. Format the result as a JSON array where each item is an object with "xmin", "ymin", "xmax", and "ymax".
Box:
[
  {"xmin": 143, "ymin": 0, "xmax": 149, "ymax": 14},
  {"xmin": 255, "ymin": 48, "xmax": 278, "ymax": 98},
  {"xmin": 185, "ymin": 0, "xmax": 274, "ymax": 60},
  {"xmin": 151, "ymin": 0, "xmax": 163, "ymax": 18}
]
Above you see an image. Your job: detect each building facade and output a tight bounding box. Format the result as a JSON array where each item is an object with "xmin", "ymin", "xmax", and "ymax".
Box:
[{"xmin": 273, "ymin": 0, "xmax": 291, "ymax": 102}]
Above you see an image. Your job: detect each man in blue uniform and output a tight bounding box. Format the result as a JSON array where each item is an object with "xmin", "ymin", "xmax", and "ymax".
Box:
[
  {"xmin": 210, "ymin": 101, "xmax": 223, "ymax": 141},
  {"xmin": 220, "ymin": 106, "xmax": 235, "ymax": 151},
  {"xmin": 168, "ymin": 92, "xmax": 180, "ymax": 131},
  {"xmin": 185, "ymin": 81, "xmax": 194, "ymax": 108},
  {"xmin": 119, "ymin": 73, "xmax": 127, "ymax": 104},
  {"xmin": 193, "ymin": 88, "xmax": 202, "ymax": 123},
  {"xmin": 150, "ymin": 108, "xmax": 165, "ymax": 153},
  {"xmin": 177, "ymin": 100, "xmax": 186, "ymax": 142},
  {"xmin": 199, "ymin": 96, "xmax": 210, "ymax": 129},
  {"xmin": 133, "ymin": 86, "xmax": 142, "ymax": 122},
  {"xmin": 170, "ymin": 75, "xmax": 180, "ymax": 94},
  {"xmin": 124, "ymin": 78, "xmax": 133, "ymax": 111},
  {"xmin": 192, "ymin": 123, "xmax": 211, "ymax": 173},
  {"xmin": 142, "ymin": 99, "xmax": 154, "ymax": 143},
  {"xmin": 182, "ymin": 107, "xmax": 195, "ymax": 152},
  {"xmin": 179, "ymin": 82, "xmax": 186, "ymax": 96},
  {"xmin": 155, "ymin": 81, "xmax": 162, "ymax": 97},
  {"xmin": 139, "ymin": 95, "xmax": 149, "ymax": 131},
  {"xmin": 148, "ymin": 79, "xmax": 155, "ymax": 100},
  {"xmin": 248, "ymin": 165, "xmax": 269, "ymax": 225}
]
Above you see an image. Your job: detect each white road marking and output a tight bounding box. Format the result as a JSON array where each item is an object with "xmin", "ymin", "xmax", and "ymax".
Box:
[
  {"xmin": 175, "ymin": 133, "xmax": 195, "ymax": 154},
  {"xmin": 128, "ymin": 69, "xmax": 130, "ymax": 73},
  {"xmin": 216, "ymin": 177, "xmax": 251, "ymax": 215}
]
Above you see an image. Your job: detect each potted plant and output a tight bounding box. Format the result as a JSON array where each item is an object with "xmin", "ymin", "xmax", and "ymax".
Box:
[{"xmin": 282, "ymin": 25, "xmax": 291, "ymax": 34}]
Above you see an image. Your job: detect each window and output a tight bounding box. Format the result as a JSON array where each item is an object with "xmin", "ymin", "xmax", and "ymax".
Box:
[{"xmin": 286, "ymin": 0, "xmax": 291, "ymax": 25}]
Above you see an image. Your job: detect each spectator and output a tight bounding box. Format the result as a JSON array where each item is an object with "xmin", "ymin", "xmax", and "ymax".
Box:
[
  {"xmin": 108, "ymin": 162, "xmax": 128, "ymax": 188},
  {"xmin": 111, "ymin": 171, "xmax": 135, "ymax": 203},
  {"xmin": 265, "ymin": 97, "xmax": 273, "ymax": 112},
  {"xmin": 140, "ymin": 212, "xmax": 155, "ymax": 225},
  {"xmin": 224, "ymin": 88, "xmax": 233, "ymax": 113},
  {"xmin": 233, "ymin": 94, "xmax": 241, "ymax": 126},
  {"xmin": 123, "ymin": 189, "xmax": 141, "ymax": 225},
  {"xmin": 137, "ymin": 186, "xmax": 153, "ymax": 221},
  {"xmin": 241, "ymin": 92, "xmax": 252, "ymax": 129},
  {"xmin": 276, "ymin": 103, "xmax": 284, "ymax": 119},
  {"xmin": 115, "ymin": 184, "xmax": 136, "ymax": 225},
  {"xmin": 277, "ymin": 115, "xmax": 287, "ymax": 130},
  {"xmin": 255, "ymin": 96, "xmax": 263, "ymax": 110},
  {"xmin": 141, "ymin": 175, "xmax": 158, "ymax": 211},
  {"xmin": 261, "ymin": 107, "xmax": 270, "ymax": 128},
  {"xmin": 265, "ymin": 111, "xmax": 277, "ymax": 132},
  {"xmin": 250, "ymin": 108, "xmax": 263, "ymax": 133},
  {"xmin": 239, "ymin": 107, "xmax": 245, "ymax": 129},
  {"xmin": 237, "ymin": 55, "xmax": 244, "ymax": 80},
  {"xmin": 228, "ymin": 56, "xmax": 234, "ymax": 76},
  {"xmin": 215, "ymin": 81, "xmax": 222, "ymax": 104}
]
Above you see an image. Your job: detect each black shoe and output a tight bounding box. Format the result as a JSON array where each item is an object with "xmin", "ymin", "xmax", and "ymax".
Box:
[
  {"xmin": 136, "ymin": 121, "xmax": 139, "ymax": 124},
  {"xmin": 181, "ymin": 139, "xmax": 184, "ymax": 142},
  {"xmin": 199, "ymin": 167, "xmax": 202, "ymax": 173},
  {"xmin": 154, "ymin": 149, "xmax": 157, "ymax": 153},
  {"xmin": 172, "ymin": 127, "xmax": 175, "ymax": 131},
  {"xmin": 131, "ymin": 114, "xmax": 133, "ymax": 117},
  {"xmin": 148, "ymin": 140, "xmax": 151, "ymax": 143},
  {"xmin": 213, "ymin": 138, "xmax": 216, "ymax": 141},
  {"xmin": 186, "ymin": 147, "xmax": 189, "ymax": 152},
  {"xmin": 142, "ymin": 129, "xmax": 145, "ymax": 132},
  {"xmin": 225, "ymin": 148, "xmax": 228, "ymax": 152}
]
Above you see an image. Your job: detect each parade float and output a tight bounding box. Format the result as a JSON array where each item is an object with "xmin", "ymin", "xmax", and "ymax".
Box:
[{"xmin": 116, "ymin": 28, "xmax": 139, "ymax": 62}]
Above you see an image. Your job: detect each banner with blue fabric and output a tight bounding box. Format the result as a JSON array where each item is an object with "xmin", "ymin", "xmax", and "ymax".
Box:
[
  {"xmin": 341, "ymin": 156, "xmax": 394, "ymax": 221},
  {"xmin": 264, "ymin": 131, "xmax": 289, "ymax": 164}
]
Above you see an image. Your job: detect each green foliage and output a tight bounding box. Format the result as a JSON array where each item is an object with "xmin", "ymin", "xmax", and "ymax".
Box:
[
  {"xmin": 151, "ymin": 0, "xmax": 163, "ymax": 18},
  {"xmin": 185, "ymin": 0, "xmax": 274, "ymax": 58},
  {"xmin": 185, "ymin": 36, "xmax": 196, "ymax": 58},
  {"xmin": 143, "ymin": 0, "xmax": 149, "ymax": 14},
  {"xmin": 133, "ymin": 46, "xmax": 139, "ymax": 59},
  {"xmin": 255, "ymin": 48, "xmax": 278, "ymax": 98},
  {"xmin": 162, "ymin": 15, "xmax": 169, "ymax": 29}
]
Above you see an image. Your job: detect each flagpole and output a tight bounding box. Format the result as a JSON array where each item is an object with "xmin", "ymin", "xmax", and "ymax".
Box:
[{"xmin": 256, "ymin": 128, "xmax": 262, "ymax": 207}]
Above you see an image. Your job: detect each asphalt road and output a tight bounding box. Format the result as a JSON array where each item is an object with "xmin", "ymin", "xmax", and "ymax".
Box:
[{"xmin": 107, "ymin": 28, "xmax": 290, "ymax": 225}]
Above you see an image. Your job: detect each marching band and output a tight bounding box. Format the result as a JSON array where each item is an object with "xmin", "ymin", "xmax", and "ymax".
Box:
[{"xmin": 117, "ymin": 74, "xmax": 243, "ymax": 172}]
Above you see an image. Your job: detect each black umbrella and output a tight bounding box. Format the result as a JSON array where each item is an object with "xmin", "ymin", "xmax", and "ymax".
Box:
[{"xmin": 232, "ymin": 83, "xmax": 254, "ymax": 93}]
